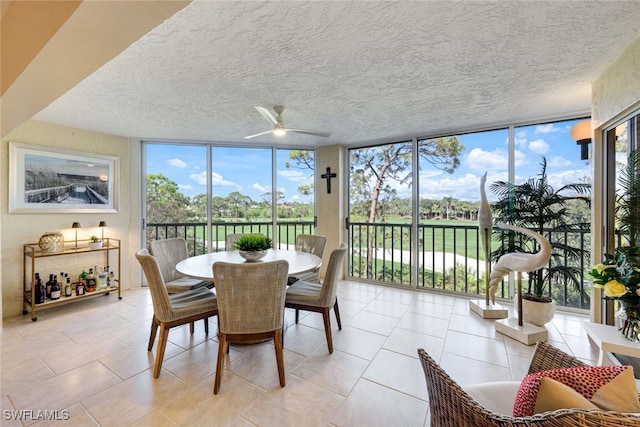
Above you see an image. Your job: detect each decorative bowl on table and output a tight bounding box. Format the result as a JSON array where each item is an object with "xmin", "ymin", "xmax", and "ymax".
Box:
[{"xmin": 239, "ymin": 250, "xmax": 267, "ymax": 262}]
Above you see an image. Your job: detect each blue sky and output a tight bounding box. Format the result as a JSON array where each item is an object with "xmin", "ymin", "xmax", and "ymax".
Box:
[
  {"xmin": 145, "ymin": 145, "xmax": 314, "ymax": 203},
  {"xmin": 146, "ymin": 118, "xmax": 591, "ymax": 204}
]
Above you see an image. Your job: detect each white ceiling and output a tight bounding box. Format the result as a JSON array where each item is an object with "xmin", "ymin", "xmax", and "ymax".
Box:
[{"xmin": 33, "ymin": 0, "xmax": 640, "ymax": 148}]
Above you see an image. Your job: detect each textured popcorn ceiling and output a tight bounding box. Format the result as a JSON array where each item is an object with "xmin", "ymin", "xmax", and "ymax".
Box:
[{"xmin": 34, "ymin": 1, "xmax": 640, "ymax": 147}]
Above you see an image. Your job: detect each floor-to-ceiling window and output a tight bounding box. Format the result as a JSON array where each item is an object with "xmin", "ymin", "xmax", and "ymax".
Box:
[
  {"xmin": 144, "ymin": 143, "xmax": 315, "ymax": 254},
  {"xmin": 275, "ymin": 149, "xmax": 316, "ymax": 248},
  {"xmin": 145, "ymin": 143, "xmax": 208, "ymax": 252},
  {"xmin": 600, "ymin": 111, "xmax": 640, "ymax": 323},
  {"xmin": 347, "ymin": 117, "xmax": 593, "ymax": 310},
  {"xmin": 418, "ymin": 129, "xmax": 508, "ymax": 296}
]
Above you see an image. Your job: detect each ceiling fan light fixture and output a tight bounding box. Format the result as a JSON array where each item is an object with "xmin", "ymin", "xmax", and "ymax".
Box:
[{"xmin": 273, "ymin": 125, "xmax": 286, "ymax": 137}]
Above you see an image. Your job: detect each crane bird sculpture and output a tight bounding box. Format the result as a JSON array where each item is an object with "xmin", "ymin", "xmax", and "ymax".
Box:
[
  {"xmin": 478, "ymin": 173, "xmax": 493, "ymax": 305},
  {"xmin": 488, "ymin": 223, "xmax": 552, "ymax": 305}
]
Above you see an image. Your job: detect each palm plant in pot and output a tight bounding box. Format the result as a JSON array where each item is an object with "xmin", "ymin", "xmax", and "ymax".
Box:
[
  {"xmin": 490, "ymin": 158, "xmax": 591, "ymax": 324},
  {"xmin": 233, "ymin": 233, "xmax": 272, "ymax": 261}
]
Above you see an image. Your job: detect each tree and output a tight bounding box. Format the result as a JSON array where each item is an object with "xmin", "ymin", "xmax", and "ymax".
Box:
[
  {"xmin": 190, "ymin": 194, "xmax": 208, "ymax": 221},
  {"xmin": 350, "ymin": 138, "xmax": 464, "ymax": 277},
  {"xmin": 490, "ymin": 157, "xmax": 591, "ymax": 302},
  {"xmin": 146, "ymin": 174, "xmax": 191, "ymax": 223},
  {"xmin": 286, "ymin": 150, "xmax": 315, "ymax": 206},
  {"xmin": 226, "ymin": 191, "xmax": 251, "ymax": 220}
]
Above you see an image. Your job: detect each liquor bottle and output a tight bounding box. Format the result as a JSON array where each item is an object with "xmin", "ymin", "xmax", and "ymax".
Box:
[
  {"xmin": 76, "ymin": 280, "xmax": 85, "ymax": 296},
  {"xmin": 35, "ymin": 273, "xmax": 45, "ymax": 304},
  {"xmin": 86, "ymin": 268, "xmax": 96, "ymax": 292},
  {"xmin": 64, "ymin": 274, "xmax": 72, "ymax": 297},
  {"xmin": 98, "ymin": 266, "xmax": 108, "ymax": 289},
  {"xmin": 50, "ymin": 275, "xmax": 61, "ymax": 300},
  {"xmin": 45, "ymin": 274, "xmax": 54, "ymax": 299},
  {"xmin": 108, "ymin": 267, "xmax": 115, "ymax": 288}
]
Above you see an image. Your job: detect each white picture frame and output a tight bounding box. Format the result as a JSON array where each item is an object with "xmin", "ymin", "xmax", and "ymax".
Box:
[{"xmin": 9, "ymin": 142, "xmax": 120, "ymax": 213}]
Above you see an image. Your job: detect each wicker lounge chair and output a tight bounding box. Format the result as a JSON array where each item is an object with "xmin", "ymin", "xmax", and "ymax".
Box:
[{"xmin": 418, "ymin": 341, "xmax": 640, "ymax": 426}]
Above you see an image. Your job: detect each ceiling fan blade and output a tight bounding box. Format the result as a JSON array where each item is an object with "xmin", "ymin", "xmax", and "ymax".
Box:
[
  {"xmin": 255, "ymin": 106, "xmax": 278, "ymax": 126},
  {"xmin": 244, "ymin": 129, "xmax": 274, "ymax": 139},
  {"xmin": 287, "ymin": 129, "xmax": 332, "ymax": 138}
]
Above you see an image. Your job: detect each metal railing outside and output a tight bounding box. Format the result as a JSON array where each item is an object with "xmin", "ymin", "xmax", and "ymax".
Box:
[
  {"xmin": 146, "ymin": 221, "xmax": 316, "ymax": 255},
  {"xmin": 147, "ymin": 220, "xmax": 591, "ymax": 309},
  {"xmin": 348, "ymin": 222, "xmax": 591, "ymax": 310}
]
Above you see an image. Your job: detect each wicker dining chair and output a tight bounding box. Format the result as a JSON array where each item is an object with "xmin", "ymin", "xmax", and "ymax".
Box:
[
  {"xmin": 418, "ymin": 341, "xmax": 640, "ymax": 427},
  {"xmin": 212, "ymin": 259, "xmax": 289, "ymax": 394},
  {"xmin": 136, "ymin": 249, "xmax": 218, "ymax": 378},
  {"xmin": 224, "ymin": 233, "xmax": 246, "ymax": 251},
  {"xmin": 288, "ymin": 233, "xmax": 327, "ymax": 284},
  {"xmin": 285, "ymin": 244, "xmax": 347, "ymax": 353},
  {"xmin": 149, "ymin": 237, "xmax": 214, "ymax": 293}
]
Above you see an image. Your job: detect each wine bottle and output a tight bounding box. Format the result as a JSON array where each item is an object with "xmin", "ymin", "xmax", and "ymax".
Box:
[
  {"xmin": 50, "ymin": 275, "xmax": 61, "ymax": 300},
  {"xmin": 35, "ymin": 273, "xmax": 45, "ymax": 304},
  {"xmin": 45, "ymin": 274, "xmax": 53, "ymax": 299}
]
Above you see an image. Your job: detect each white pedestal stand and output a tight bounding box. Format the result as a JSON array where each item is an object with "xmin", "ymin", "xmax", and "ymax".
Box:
[
  {"xmin": 495, "ymin": 272, "xmax": 548, "ymax": 345},
  {"xmin": 470, "ymin": 227, "xmax": 508, "ymax": 319}
]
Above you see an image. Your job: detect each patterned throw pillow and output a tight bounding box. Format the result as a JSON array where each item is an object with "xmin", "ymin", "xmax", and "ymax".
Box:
[{"xmin": 513, "ymin": 365, "xmax": 640, "ymax": 417}]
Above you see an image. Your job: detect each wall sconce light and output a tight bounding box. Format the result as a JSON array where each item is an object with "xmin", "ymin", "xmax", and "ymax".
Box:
[
  {"xmin": 570, "ymin": 120, "xmax": 592, "ymax": 160},
  {"xmin": 98, "ymin": 221, "xmax": 107, "ymax": 241},
  {"xmin": 71, "ymin": 222, "xmax": 81, "ymax": 249}
]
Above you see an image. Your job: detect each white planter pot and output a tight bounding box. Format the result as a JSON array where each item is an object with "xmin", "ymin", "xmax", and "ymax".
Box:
[
  {"xmin": 88, "ymin": 241, "xmax": 103, "ymax": 250},
  {"xmin": 515, "ymin": 295, "xmax": 555, "ymax": 326},
  {"xmin": 238, "ymin": 250, "xmax": 267, "ymax": 262}
]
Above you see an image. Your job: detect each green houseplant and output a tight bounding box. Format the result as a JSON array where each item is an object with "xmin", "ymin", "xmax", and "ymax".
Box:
[
  {"xmin": 233, "ymin": 234, "xmax": 272, "ymax": 261},
  {"xmin": 490, "ymin": 157, "xmax": 591, "ymax": 304},
  {"xmin": 616, "ymin": 149, "xmax": 640, "ymax": 250}
]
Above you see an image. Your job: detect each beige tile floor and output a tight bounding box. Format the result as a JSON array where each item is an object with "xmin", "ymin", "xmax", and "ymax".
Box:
[{"xmin": 1, "ymin": 280, "xmax": 597, "ymax": 426}]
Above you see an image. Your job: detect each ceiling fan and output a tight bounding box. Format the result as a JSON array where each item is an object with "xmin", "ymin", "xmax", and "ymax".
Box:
[{"xmin": 244, "ymin": 106, "xmax": 332, "ymax": 139}]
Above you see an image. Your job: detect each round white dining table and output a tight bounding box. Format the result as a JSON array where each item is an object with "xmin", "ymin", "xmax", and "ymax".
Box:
[{"xmin": 175, "ymin": 249, "xmax": 321, "ymax": 280}]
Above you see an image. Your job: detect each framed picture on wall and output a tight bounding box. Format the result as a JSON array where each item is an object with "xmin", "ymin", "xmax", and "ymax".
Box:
[{"xmin": 9, "ymin": 142, "xmax": 120, "ymax": 213}]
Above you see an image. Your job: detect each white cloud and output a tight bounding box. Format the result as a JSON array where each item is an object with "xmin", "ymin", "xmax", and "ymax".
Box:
[
  {"xmin": 420, "ymin": 173, "xmax": 501, "ymax": 202},
  {"xmin": 167, "ymin": 158, "xmax": 187, "ymax": 168},
  {"xmin": 528, "ymin": 138, "xmax": 550, "ymax": 154},
  {"xmin": 178, "ymin": 184, "xmax": 193, "ymax": 191},
  {"xmin": 252, "ymin": 183, "xmax": 269, "ymax": 193},
  {"xmin": 278, "ymin": 169, "xmax": 311, "ymax": 183},
  {"xmin": 189, "ymin": 171, "xmax": 237, "ymax": 187},
  {"xmin": 547, "ymin": 156, "xmax": 572, "ymax": 169},
  {"xmin": 534, "ymin": 123, "xmax": 561, "ymax": 134},
  {"xmin": 465, "ymin": 148, "xmax": 508, "ymax": 172}
]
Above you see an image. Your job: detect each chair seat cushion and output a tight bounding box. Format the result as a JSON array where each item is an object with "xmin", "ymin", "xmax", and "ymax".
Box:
[
  {"xmin": 291, "ymin": 270, "xmax": 321, "ymax": 284},
  {"xmin": 165, "ymin": 277, "xmax": 210, "ymax": 294},
  {"xmin": 463, "ymin": 381, "xmax": 521, "ymax": 416},
  {"xmin": 170, "ymin": 287, "xmax": 216, "ymax": 305},
  {"xmin": 513, "ymin": 365, "xmax": 640, "ymax": 417},
  {"xmin": 285, "ymin": 280, "xmax": 323, "ymax": 305}
]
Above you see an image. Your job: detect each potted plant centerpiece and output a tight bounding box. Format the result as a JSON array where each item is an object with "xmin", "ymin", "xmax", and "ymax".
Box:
[
  {"xmin": 88, "ymin": 236, "xmax": 103, "ymax": 250},
  {"xmin": 233, "ymin": 233, "xmax": 272, "ymax": 261},
  {"xmin": 490, "ymin": 158, "xmax": 591, "ymax": 325}
]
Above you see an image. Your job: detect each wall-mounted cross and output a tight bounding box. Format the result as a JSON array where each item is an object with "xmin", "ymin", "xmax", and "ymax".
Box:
[{"xmin": 321, "ymin": 167, "xmax": 337, "ymax": 194}]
